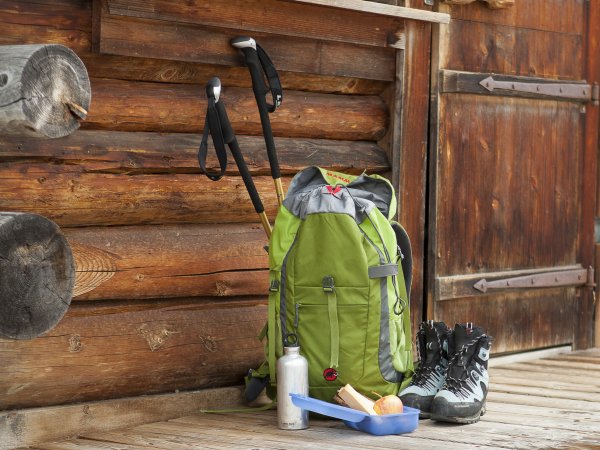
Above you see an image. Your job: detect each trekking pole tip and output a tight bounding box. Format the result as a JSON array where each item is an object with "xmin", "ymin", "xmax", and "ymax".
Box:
[
  {"xmin": 206, "ymin": 77, "xmax": 221, "ymax": 102},
  {"xmin": 231, "ymin": 36, "xmax": 256, "ymax": 51}
]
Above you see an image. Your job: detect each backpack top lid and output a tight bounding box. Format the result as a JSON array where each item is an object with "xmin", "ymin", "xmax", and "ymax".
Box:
[{"xmin": 284, "ymin": 166, "xmax": 397, "ymax": 221}]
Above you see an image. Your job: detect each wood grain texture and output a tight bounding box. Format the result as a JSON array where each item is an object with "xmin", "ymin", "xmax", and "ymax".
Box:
[
  {"xmin": 440, "ymin": 0, "xmax": 584, "ymax": 33},
  {"xmin": 440, "ymin": 19, "xmax": 584, "ymax": 80},
  {"xmin": 0, "ymin": 44, "xmax": 90, "ymax": 138},
  {"xmin": 0, "ymin": 164, "xmax": 286, "ymax": 227},
  {"xmin": 0, "ymin": 130, "xmax": 389, "ymax": 176},
  {"xmin": 396, "ymin": 18, "xmax": 432, "ymax": 328},
  {"xmin": 105, "ymin": 0, "xmax": 405, "ymax": 48},
  {"xmin": 66, "ymin": 224, "xmax": 268, "ymax": 301},
  {"xmin": 97, "ymin": 12, "xmax": 396, "ymax": 82},
  {"xmin": 83, "ymin": 78, "xmax": 388, "ymax": 141},
  {"xmin": 0, "ymin": 386, "xmax": 245, "ymax": 450},
  {"xmin": 0, "ymin": 213, "xmax": 74, "ymax": 340},
  {"xmin": 0, "ymin": 298, "xmax": 266, "ymax": 409},
  {"xmin": 436, "ymin": 95, "xmax": 581, "ymax": 276},
  {"xmin": 82, "ymin": 54, "xmax": 389, "ymax": 95},
  {"xmin": 577, "ymin": 0, "xmax": 600, "ymax": 349},
  {"xmin": 433, "ymin": 289, "xmax": 577, "ymax": 353}
]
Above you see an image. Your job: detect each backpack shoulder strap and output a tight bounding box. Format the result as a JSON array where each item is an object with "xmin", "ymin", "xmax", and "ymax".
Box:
[{"xmin": 391, "ymin": 222, "xmax": 413, "ymax": 300}]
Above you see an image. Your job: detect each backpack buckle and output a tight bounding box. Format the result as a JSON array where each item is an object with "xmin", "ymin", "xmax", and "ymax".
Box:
[
  {"xmin": 269, "ymin": 280, "xmax": 280, "ymax": 292},
  {"xmin": 322, "ymin": 276, "xmax": 335, "ymax": 293}
]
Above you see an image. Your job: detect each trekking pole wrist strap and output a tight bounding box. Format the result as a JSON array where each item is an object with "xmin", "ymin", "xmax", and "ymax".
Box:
[
  {"xmin": 256, "ymin": 44, "xmax": 282, "ymax": 112},
  {"xmin": 198, "ymin": 98, "xmax": 228, "ymax": 181}
]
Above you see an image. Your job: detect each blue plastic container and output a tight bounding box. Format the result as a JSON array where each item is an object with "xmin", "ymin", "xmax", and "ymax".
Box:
[{"xmin": 290, "ymin": 393, "xmax": 420, "ymax": 436}]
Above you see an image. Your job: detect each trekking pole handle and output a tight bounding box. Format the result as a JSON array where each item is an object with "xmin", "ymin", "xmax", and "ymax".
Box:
[{"xmin": 231, "ymin": 37, "xmax": 282, "ymax": 182}]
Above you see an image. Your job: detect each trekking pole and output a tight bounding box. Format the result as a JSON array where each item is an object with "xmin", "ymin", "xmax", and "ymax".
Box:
[
  {"xmin": 231, "ymin": 36, "xmax": 285, "ymax": 208},
  {"xmin": 204, "ymin": 77, "xmax": 272, "ymax": 238}
]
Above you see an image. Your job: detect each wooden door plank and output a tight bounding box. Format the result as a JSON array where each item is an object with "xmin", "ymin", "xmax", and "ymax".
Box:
[
  {"xmin": 440, "ymin": 19, "xmax": 584, "ymax": 79},
  {"xmin": 440, "ymin": 0, "xmax": 584, "ymax": 33}
]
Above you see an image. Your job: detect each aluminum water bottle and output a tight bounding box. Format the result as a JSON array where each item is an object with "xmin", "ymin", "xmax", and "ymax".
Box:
[{"xmin": 277, "ymin": 334, "xmax": 309, "ymax": 430}]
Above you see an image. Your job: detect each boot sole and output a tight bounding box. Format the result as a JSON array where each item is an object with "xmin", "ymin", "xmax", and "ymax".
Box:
[{"xmin": 430, "ymin": 404, "xmax": 486, "ymax": 424}]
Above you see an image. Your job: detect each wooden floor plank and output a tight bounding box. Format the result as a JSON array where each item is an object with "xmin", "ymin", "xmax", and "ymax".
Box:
[
  {"xmin": 521, "ymin": 359, "xmax": 600, "ymax": 372},
  {"xmin": 490, "ymin": 369, "xmax": 600, "ymax": 392},
  {"xmin": 77, "ymin": 429, "xmax": 235, "ymax": 450},
  {"xmin": 491, "ymin": 382, "xmax": 600, "ymax": 402},
  {"xmin": 487, "ymin": 391, "xmax": 600, "ymax": 412},
  {"xmin": 493, "ymin": 362, "xmax": 600, "ymax": 379},
  {"xmin": 30, "ymin": 348, "xmax": 600, "ymax": 449},
  {"xmin": 482, "ymin": 409, "xmax": 600, "ymax": 434},
  {"xmin": 31, "ymin": 438, "xmax": 156, "ymax": 450},
  {"xmin": 544, "ymin": 354, "xmax": 600, "ymax": 364},
  {"xmin": 171, "ymin": 413, "xmax": 509, "ymax": 449},
  {"xmin": 485, "ymin": 401, "xmax": 600, "ymax": 425}
]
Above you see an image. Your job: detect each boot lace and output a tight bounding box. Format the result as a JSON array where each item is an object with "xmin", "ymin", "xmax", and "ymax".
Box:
[
  {"xmin": 444, "ymin": 335, "xmax": 487, "ymax": 395},
  {"xmin": 411, "ymin": 327, "xmax": 445, "ymax": 388}
]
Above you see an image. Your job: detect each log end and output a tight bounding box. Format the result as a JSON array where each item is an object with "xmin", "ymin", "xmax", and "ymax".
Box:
[
  {"xmin": 0, "ymin": 44, "xmax": 91, "ymax": 138},
  {"xmin": 0, "ymin": 213, "xmax": 75, "ymax": 339}
]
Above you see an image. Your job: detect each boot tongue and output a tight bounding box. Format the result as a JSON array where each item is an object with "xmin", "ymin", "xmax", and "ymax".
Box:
[
  {"xmin": 453, "ymin": 323, "xmax": 485, "ymax": 350},
  {"xmin": 423, "ymin": 322, "xmax": 449, "ymax": 366},
  {"xmin": 448, "ymin": 323, "xmax": 486, "ymax": 378}
]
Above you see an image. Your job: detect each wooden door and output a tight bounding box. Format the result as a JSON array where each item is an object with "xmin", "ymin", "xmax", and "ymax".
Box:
[{"xmin": 428, "ymin": 0, "xmax": 600, "ymax": 352}]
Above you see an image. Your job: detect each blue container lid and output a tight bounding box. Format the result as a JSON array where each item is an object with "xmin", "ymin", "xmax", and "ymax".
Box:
[{"xmin": 290, "ymin": 393, "xmax": 419, "ymax": 436}]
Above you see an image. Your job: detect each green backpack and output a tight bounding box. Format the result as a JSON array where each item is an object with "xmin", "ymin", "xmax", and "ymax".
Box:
[{"xmin": 246, "ymin": 166, "xmax": 414, "ymax": 403}]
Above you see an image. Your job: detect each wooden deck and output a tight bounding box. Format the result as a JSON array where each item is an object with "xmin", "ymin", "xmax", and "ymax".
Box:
[{"xmin": 26, "ymin": 348, "xmax": 600, "ymax": 449}]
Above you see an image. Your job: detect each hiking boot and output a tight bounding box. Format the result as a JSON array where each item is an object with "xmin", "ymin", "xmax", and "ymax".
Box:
[
  {"xmin": 398, "ymin": 321, "xmax": 452, "ymax": 418},
  {"xmin": 430, "ymin": 323, "xmax": 492, "ymax": 424}
]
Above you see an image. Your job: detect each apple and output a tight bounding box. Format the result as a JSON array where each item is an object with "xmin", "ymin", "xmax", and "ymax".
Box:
[{"xmin": 373, "ymin": 394, "xmax": 404, "ymax": 415}]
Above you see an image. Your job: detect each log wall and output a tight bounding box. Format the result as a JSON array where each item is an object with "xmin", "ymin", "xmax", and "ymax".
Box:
[{"xmin": 0, "ymin": 0, "xmax": 436, "ymax": 409}]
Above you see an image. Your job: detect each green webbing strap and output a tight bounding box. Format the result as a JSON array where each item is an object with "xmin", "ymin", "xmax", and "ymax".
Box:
[
  {"xmin": 323, "ymin": 276, "xmax": 339, "ymax": 369},
  {"xmin": 268, "ymin": 284, "xmax": 277, "ymax": 384}
]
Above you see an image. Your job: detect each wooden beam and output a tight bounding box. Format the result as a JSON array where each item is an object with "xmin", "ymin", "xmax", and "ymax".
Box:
[
  {"xmin": 83, "ymin": 78, "xmax": 388, "ymax": 141},
  {"xmin": 66, "ymin": 224, "xmax": 268, "ymax": 301},
  {"xmin": 287, "ymin": 0, "xmax": 450, "ymax": 24},
  {"xmin": 0, "ymin": 44, "xmax": 90, "ymax": 138},
  {"xmin": 0, "ymin": 298, "xmax": 266, "ymax": 410},
  {"xmin": 105, "ymin": 0, "xmax": 406, "ymax": 48},
  {"xmin": 97, "ymin": 10, "xmax": 396, "ymax": 82},
  {"xmin": 0, "ymin": 386, "xmax": 246, "ymax": 449},
  {"xmin": 0, "ymin": 130, "xmax": 390, "ymax": 176},
  {"xmin": 82, "ymin": 54, "xmax": 389, "ymax": 95}
]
